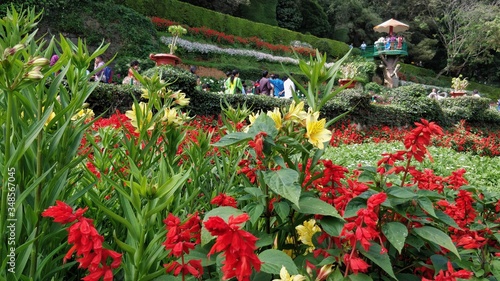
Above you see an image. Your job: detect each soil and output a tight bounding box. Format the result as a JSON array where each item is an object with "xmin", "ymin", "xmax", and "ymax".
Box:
[{"xmin": 179, "ymin": 64, "xmax": 227, "ymax": 79}]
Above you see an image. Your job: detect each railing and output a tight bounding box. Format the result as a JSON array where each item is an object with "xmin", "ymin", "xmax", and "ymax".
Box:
[{"xmin": 360, "ymin": 42, "xmax": 408, "ymax": 58}]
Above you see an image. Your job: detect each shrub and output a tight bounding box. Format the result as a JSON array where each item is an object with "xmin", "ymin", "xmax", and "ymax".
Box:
[{"xmin": 142, "ymin": 65, "xmax": 198, "ymax": 93}]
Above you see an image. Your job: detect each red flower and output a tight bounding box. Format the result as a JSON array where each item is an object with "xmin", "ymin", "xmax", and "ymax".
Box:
[
  {"xmin": 404, "ymin": 119, "xmax": 443, "ymax": 162},
  {"xmin": 422, "ymin": 261, "xmax": 473, "ymax": 281},
  {"xmin": 163, "ymin": 213, "xmax": 203, "ymax": 278},
  {"xmin": 211, "ymin": 193, "xmax": 237, "ymax": 207},
  {"xmin": 204, "ymin": 214, "xmax": 261, "ymax": 281},
  {"xmin": 343, "ymin": 253, "xmax": 370, "ymax": 274},
  {"xmin": 42, "ymin": 200, "xmax": 87, "ymax": 224},
  {"xmin": 248, "ymin": 132, "xmax": 267, "ymax": 160},
  {"xmin": 42, "ymin": 202, "xmax": 122, "ymax": 281}
]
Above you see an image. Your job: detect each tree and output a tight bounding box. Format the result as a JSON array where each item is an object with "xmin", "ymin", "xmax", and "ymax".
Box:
[
  {"xmin": 426, "ymin": 0, "xmax": 500, "ymax": 77},
  {"xmin": 297, "ymin": 0, "xmax": 330, "ymax": 38},
  {"xmin": 276, "ymin": 0, "xmax": 302, "ymax": 31}
]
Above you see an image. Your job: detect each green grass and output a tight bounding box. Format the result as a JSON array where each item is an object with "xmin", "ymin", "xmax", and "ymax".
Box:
[{"xmin": 324, "ymin": 142, "xmax": 500, "ymax": 192}]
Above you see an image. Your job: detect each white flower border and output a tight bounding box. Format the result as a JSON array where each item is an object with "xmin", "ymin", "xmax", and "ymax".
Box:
[{"xmin": 161, "ymin": 36, "xmax": 299, "ymax": 65}]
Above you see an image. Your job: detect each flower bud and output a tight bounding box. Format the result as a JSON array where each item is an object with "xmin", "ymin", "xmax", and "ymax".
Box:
[
  {"xmin": 25, "ymin": 66, "xmax": 44, "ymax": 80},
  {"xmin": 28, "ymin": 57, "xmax": 50, "ymax": 67},
  {"xmin": 315, "ymin": 264, "xmax": 333, "ymax": 281},
  {"xmin": 3, "ymin": 43, "xmax": 25, "ymax": 57}
]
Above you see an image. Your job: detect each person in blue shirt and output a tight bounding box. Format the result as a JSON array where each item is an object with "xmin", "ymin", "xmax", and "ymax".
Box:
[{"xmin": 269, "ymin": 74, "xmax": 285, "ymax": 97}]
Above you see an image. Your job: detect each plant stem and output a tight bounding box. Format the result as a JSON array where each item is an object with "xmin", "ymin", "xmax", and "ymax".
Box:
[
  {"xmin": 29, "ymin": 92, "xmax": 44, "ymax": 277},
  {"xmin": 0, "ymin": 90, "xmax": 13, "ymax": 255}
]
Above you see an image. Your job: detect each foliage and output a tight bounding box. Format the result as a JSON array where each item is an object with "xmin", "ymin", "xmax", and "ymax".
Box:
[
  {"xmin": 451, "ymin": 74, "xmax": 469, "ymax": 91},
  {"xmin": 289, "ymin": 49, "xmax": 351, "ymax": 113},
  {"xmin": 340, "ymin": 62, "xmax": 359, "ymax": 79},
  {"xmin": 426, "ymin": 0, "xmax": 500, "ymax": 76},
  {"xmin": 50, "ymin": 1, "xmax": 158, "ymax": 59},
  {"xmin": 0, "ymin": 6, "xmax": 109, "ymax": 280},
  {"xmin": 276, "ymin": 0, "xmax": 303, "ymax": 31},
  {"xmin": 167, "ymin": 24, "xmax": 187, "ymax": 54}
]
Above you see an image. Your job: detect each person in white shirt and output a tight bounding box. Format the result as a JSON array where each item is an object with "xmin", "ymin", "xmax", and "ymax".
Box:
[{"xmin": 283, "ymin": 75, "xmax": 295, "ymax": 99}]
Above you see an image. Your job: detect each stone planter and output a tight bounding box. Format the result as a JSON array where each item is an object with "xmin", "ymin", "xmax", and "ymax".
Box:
[
  {"xmin": 149, "ymin": 53, "xmax": 181, "ymax": 66},
  {"xmin": 450, "ymin": 91, "xmax": 466, "ymax": 98},
  {"xmin": 338, "ymin": 79, "xmax": 356, "ymax": 89}
]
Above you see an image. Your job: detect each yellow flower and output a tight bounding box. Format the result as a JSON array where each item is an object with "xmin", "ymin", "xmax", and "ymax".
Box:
[
  {"xmin": 273, "ymin": 266, "xmax": 306, "ymax": 281},
  {"xmin": 304, "ymin": 112, "xmax": 331, "ymax": 150},
  {"xmin": 174, "ymin": 92, "xmax": 190, "ymax": 106},
  {"xmin": 295, "ymin": 219, "xmax": 321, "ymax": 253},
  {"xmin": 141, "ymin": 88, "xmax": 149, "ymax": 99},
  {"xmin": 267, "ymin": 107, "xmax": 282, "ymax": 130},
  {"xmin": 71, "ymin": 108, "xmax": 95, "ymax": 122},
  {"xmin": 162, "ymin": 107, "xmax": 184, "ymax": 125},
  {"xmin": 249, "ymin": 112, "xmax": 260, "ymax": 125},
  {"xmin": 46, "ymin": 111, "xmax": 55, "ymax": 126},
  {"xmin": 315, "ymin": 265, "xmax": 334, "ymax": 281},
  {"xmin": 125, "ymin": 102, "xmax": 154, "ymax": 132},
  {"xmin": 284, "ymin": 101, "xmax": 307, "ymax": 122}
]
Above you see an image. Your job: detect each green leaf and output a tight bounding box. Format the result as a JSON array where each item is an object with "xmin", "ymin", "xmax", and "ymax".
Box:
[
  {"xmin": 297, "ymin": 197, "xmax": 342, "ymax": 219},
  {"xmin": 343, "ymin": 197, "xmax": 367, "ymax": 218},
  {"xmin": 274, "ymin": 201, "xmax": 290, "ymax": 221},
  {"xmin": 387, "ymin": 187, "xmax": 417, "ymax": 199},
  {"xmin": 435, "ymin": 210, "xmax": 460, "ymax": 229},
  {"xmin": 417, "ymin": 196, "xmax": 437, "ymax": 218},
  {"xmin": 263, "ymin": 168, "xmax": 301, "ymax": 207},
  {"xmin": 348, "ymin": 273, "xmax": 373, "ymax": 281},
  {"xmin": 246, "ymin": 114, "xmax": 278, "ymax": 136},
  {"xmin": 381, "ymin": 222, "xmax": 408, "ymax": 254},
  {"xmin": 201, "ymin": 207, "xmax": 244, "ymax": 245},
  {"xmin": 212, "ymin": 132, "xmax": 252, "ymax": 147},
  {"xmin": 357, "ymin": 166, "xmax": 378, "ymax": 183},
  {"xmin": 245, "ymin": 203, "xmax": 264, "ymax": 225},
  {"xmin": 414, "ymin": 226, "xmax": 460, "ymax": 258},
  {"xmin": 259, "ymin": 249, "xmax": 298, "ymax": 275},
  {"xmin": 358, "ymin": 242, "xmax": 397, "ymax": 279},
  {"xmin": 321, "ymin": 216, "xmax": 345, "ymax": 237},
  {"xmin": 430, "ymin": 254, "xmax": 449, "ymax": 273},
  {"xmin": 490, "ymin": 259, "xmax": 500, "ymax": 280}
]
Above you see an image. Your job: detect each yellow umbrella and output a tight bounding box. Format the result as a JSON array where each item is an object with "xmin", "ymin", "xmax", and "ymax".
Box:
[{"xmin": 373, "ymin": 18, "xmax": 409, "ymax": 35}]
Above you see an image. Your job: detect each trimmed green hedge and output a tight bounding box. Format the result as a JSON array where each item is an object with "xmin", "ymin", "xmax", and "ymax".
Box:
[
  {"xmin": 85, "ymin": 66, "xmax": 500, "ymax": 130},
  {"xmin": 117, "ymin": 0, "xmax": 349, "ymax": 59}
]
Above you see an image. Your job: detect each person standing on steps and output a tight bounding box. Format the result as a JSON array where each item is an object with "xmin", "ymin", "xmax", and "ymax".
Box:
[
  {"xmin": 283, "ymin": 75, "xmax": 296, "ymax": 99},
  {"xmin": 258, "ymin": 70, "xmax": 273, "ymax": 96},
  {"xmin": 270, "ymin": 74, "xmax": 284, "ymax": 97},
  {"xmin": 227, "ymin": 69, "xmax": 245, "ymax": 94},
  {"xmin": 92, "ymin": 56, "xmax": 105, "ymax": 82}
]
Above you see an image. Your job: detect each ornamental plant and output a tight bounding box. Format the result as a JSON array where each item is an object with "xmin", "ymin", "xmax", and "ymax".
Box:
[
  {"xmin": 340, "ymin": 62, "xmax": 359, "ymax": 80},
  {"xmin": 0, "ymin": 6, "xmax": 110, "ymax": 280},
  {"xmin": 451, "ymin": 74, "xmax": 469, "ymax": 92},
  {"xmin": 168, "ymin": 25, "xmax": 187, "ymax": 55}
]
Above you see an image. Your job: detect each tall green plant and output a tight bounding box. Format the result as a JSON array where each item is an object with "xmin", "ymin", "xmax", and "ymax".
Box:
[
  {"xmin": 288, "ymin": 49, "xmax": 351, "ymax": 113},
  {"xmin": 0, "ymin": 6, "xmax": 108, "ymax": 280}
]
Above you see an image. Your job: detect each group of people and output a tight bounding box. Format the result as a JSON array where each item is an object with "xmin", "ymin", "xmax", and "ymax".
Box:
[
  {"xmin": 375, "ymin": 35, "xmax": 404, "ymax": 50},
  {"xmin": 222, "ymin": 70, "xmax": 296, "ymax": 99}
]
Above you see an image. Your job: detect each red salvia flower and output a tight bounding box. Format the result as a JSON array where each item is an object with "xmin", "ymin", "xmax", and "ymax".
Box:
[
  {"xmin": 42, "ymin": 201, "xmax": 122, "ymax": 281},
  {"xmin": 211, "ymin": 193, "xmax": 238, "ymax": 208},
  {"xmin": 422, "ymin": 261, "xmax": 473, "ymax": 281},
  {"xmin": 204, "ymin": 213, "xmax": 261, "ymax": 281},
  {"xmin": 404, "ymin": 119, "xmax": 443, "ymax": 162},
  {"xmin": 248, "ymin": 132, "xmax": 267, "ymax": 160},
  {"xmin": 163, "ymin": 213, "xmax": 203, "ymax": 278}
]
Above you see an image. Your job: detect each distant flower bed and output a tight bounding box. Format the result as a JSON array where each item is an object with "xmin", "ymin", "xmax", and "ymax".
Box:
[
  {"xmin": 160, "ymin": 36, "xmax": 300, "ymax": 65},
  {"xmin": 151, "ymin": 16, "xmax": 315, "ymax": 57}
]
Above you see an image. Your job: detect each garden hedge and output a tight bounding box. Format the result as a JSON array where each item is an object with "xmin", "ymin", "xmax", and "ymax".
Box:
[{"xmin": 86, "ymin": 66, "xmax": 500, "ymax": 130}]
